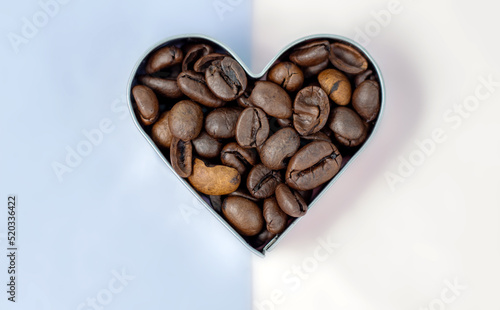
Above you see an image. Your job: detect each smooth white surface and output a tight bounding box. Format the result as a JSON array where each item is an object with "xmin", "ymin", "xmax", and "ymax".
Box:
[
  {"xmin": 0, "ymin": 1, "xmax": 252, "ymax": 309},
  {"xmin": 252, "ymin": 0, "xmax": 500, "ymax": 309}
]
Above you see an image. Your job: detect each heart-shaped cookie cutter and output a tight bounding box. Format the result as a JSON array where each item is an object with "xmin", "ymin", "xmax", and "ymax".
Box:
[{"xmin": 127, "ymin": 33, "xmax": 385, "ymax": 257}]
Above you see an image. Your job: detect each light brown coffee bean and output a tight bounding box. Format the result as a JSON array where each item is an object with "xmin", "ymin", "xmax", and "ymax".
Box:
[{"xmin": 318, "ymin": 68, "xmax": 352, "ymax": 106}]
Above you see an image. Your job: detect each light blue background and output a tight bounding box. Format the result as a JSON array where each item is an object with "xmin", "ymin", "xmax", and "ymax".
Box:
[{"xmin": 0, "ymin": 1, "xmax": 253, "ymax": 309}]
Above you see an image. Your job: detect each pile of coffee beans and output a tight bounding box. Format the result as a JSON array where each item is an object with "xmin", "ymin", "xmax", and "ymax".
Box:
[{"xmin": 131, "ymin": 38, "xmax": 381, "ymax": 250}]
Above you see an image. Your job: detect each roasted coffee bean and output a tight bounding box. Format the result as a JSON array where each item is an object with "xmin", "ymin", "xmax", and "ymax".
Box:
[
  {"xmin": 247, "ymin": 164, "xmax": 282, "ymax": 199},
  {"xmin": 193, "ymin": 53, "xmax": 225, "ymax": 72},
  {"xmin": 236, "ymin": 89, "xmax": 254, "ymax": 108},
  {"xmin": 170, "ymin": 137, "xmax": 193, "ymax": 178},
  {"xmin": 205, "ymin": 107, "xmax": 242, "ymax": 139},
  {"xmin": 177, "ymin": 70, "xmax": 225, "ymax": 108},
  {"xmin": 221, "ymin": 142, "xmax": 258, "ymax": 176},
  {"xmin": 182, "ymin": 44, "xmax": 213, "ymax": 71},
  {"xmin": 192, "ymin": 131, "xmax": 223, "ymax": 158},
  {"xmin": 138, "ymin": 75, "xmax": 183, "ymax": 99},
  {"xmin": 303, "ymin": 58, "xmax": 329, "ymax": 79},
  {"xmin": 188, "ymin": 158, "xmax": 240, "ymax": 195},
  {"xmin": 354, "ymin": 69, "xmax": 376, "ymax": 87},
  {"xmin": 146, "ymin": 45, "xmax": 183, "ymax": 74},
  {"xmin": 228, "ymin": 188, "xmax": 260, "ymax": 202},
  {"xmin": 267, "ymin": 62, "xmax": 304, "ymax": 92},
  {"xmin": 235, "ymin": 107, "xmax": 270, "ymax": 148},
  {"xmin": 249, "ymin": 229, "xmax": 276, "ymax": 248},
  {"xmin": 352, "ymin": 80, "xmax": 380, "ymax": 122},
  {"xmin": 263, "ymin": 197, "xmax": 288, "ymax": 234},
  {"xmin": 132, "ymin": 85, "xmax": 159, "ymax": 126},
  {"xmin": 277, "ymin": 118, "xmax": 292, "ymax": 128},
  {"xmin": 209, "ymin": 195, "xmax": 222, "ymax": 213},
  {"xmin": 222, "ymin": 196, "xmax": 264, "ymax": 237},
  {"xmin": 260, "ymin": 127, "xmax": 300, "ymax": 170},
  {"xmin": 249, "ymin": 81, "xmax": 292, "ymax": 119},
  {"xmin": 329, "ymin": 43, "xmax": 368, "ymax": 74},
  {"xmin": 318, "ymin": 68, "xmax": 352, "ymax": 106},
  {"xmin": 293, "ymin": 86, "xmax": 330, "ymax": 135},
  {"xmin": 300, "ymin": 131, "xmax": 331, "ymax": 143},
  {"xmin": 328, "ymin": 106, "xmax": 368, "ymax": 147},
  {"xmin": 289, "ymin": 40, "xmax": 330, "ymax": 67},
  {"xmin": 168, "ymin": 100, "xmax": 203, "ymax": 141},
  {"xmin": 206, "ymin": 57, "xmax": 247, "ymax": 101},
  {"xmin": 275, "ymin": 184, "xmax": 308, "ymax": 217},
  {"xmin": 286, "ymin": 141, "xmax": 342, "ymax": 191},
  {"xmin": 151, "ymin": 111, "xmax": 173, "ymax": 148}
]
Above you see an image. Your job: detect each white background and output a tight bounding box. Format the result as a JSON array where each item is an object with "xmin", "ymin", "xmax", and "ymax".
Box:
[
  {"xmin": 1, "ymin": 0, "xmax": 500, "ymax": 309},
  {"xmin": 252, "ymin": 0, "xmax": 500, "ymax": 309}
]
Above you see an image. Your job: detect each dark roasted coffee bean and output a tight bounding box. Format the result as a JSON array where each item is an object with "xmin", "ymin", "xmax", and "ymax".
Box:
[
  {"xmin": 328, "ymin": 106, "xmax": 368, "ymax": 147},
  {"xmin": 138, "ymin": 75, "xmax": 183, "ymax": 99},
  {"xmin": 352, "ymin": 80, "xmax": 380, "ymax": 122},
  {"xmin": 168, "ymin": 100, "xmax": 203, "ymax": 141},
  {"xmin": 150, "ymin": 65, "xmax": 182, "ymax": 80},
  {"xmin": 193, "ymin": 53, "xmax": 226, "ymax": 72},
  {"xmin": 177, "ymin": 70, "xmax": 225, "ymax": 108},
  {"xmin": 188, "ymin": 158, "xmax": 240, "ymax": 195},
  {"xmin": 329, "ymin": 43, "xmax": 368, "ymax": 74},
  {"xmin": 222, "ymin": 196, "xmax": 264, "ymax": 237},
  {"xmin": 146, "ymin": 45, "xmax": 183, "ymax": 74},
  {"xmin": 249, "ymin": 81, "xmax": 292, "ymax": 119},
  {"xmin": 247, "ymin": 164, "xmax": 282, "ymax": 199},
  {"xmin": 354, "ymin": 69, "xmax": 376, "ymax": 87},
  {"xmin": 206, "ymin": 57, "xmax": 247, "ymax": 101},
  {"xmin": 228, "ymin": 188, "xmax": 260, "ymax": 202},
  {"xmin": 221, "ymin": 142, "xmax": 258, "ymax": 176},
  {"xmin": 209, "ymin": 195, "xmax": 222, "ymax": 213},
  {"xmin": 289, "ymin": 40, "xmax": 330, "ymax": 67},
  {"xmin": 235, "ymin": 107, "xmax": 270, "ymax": 148},
  {"xmin": 151, "ymin": 111, "xmax": 173, "ymax": 148},
  {"xmin": 263, "ymin": 197, "xmax": 288, "ymax": 234},
  {"xmin": 205, "ymin": 107, "xmax": 242, "ymax": 139},
  {"xmin": 318, "ymin": 68, "xmax": 352, "ymax": 106},
  {"xmin": 303, "ymin": 58, "xmax": 329, "ymax": 79},
  {"xmin": 260, "ymin": 127, "xmax": 300, "ymax": 170},
  {"xmin": 277, "ymin": 118, "xmax": 292, "ymax": 128},
  {"xmin": 249, "ymin": 229, "xmax": 276, "ymax": 248},
  {"xmin": 267, "ymin": 62, "xmax": 304, "ymax": 92},
  {"xmin": 293, "ymin": 86, "xmax": 330, "ymax": 135},
  {"xmin": 236, "ymin": 88, "xmax": 254, "ymax": 108},
  {"xmin": 170, "ymin": 137, "xmax": 193, "ymax": 178},
  {"xmin": 132, "ymin": 85, "xmax": 159, "ymax": 126},
  {"xmin": 192, "ymin": 131, "xmax": 223, "ymax": 158},
  {"xmin": 182, "ymin": 44, "xmax": 213, "ymax": 71},
  {"xmin": 286, "ymin": 141, "xmax": 342, "ymax": 191},
  {"xmin": 275, "ymin": 183, "xmax": 308, "ymax": 217},
  {"xmin": 300, "ymin": 131, "xmax": 331, "ymax": 143}
]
